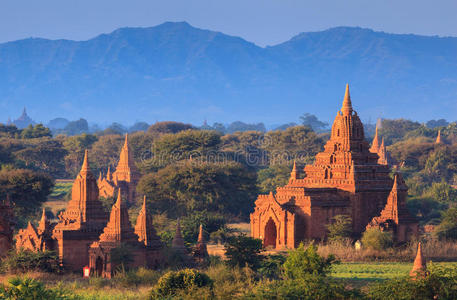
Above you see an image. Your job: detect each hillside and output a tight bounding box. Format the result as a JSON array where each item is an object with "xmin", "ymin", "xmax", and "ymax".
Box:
[{"xmin": 0, "ymin": 22, "xmax": 456, "ymax": 124}]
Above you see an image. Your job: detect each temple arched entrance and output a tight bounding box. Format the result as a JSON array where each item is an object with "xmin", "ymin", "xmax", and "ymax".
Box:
[
  {"xmin": 95, "ymin": 256, "xmax": 103, "ymax": 277},
  {"xmin": 264, "ymin": 218, "xmax": 277, "ymax": 248}
]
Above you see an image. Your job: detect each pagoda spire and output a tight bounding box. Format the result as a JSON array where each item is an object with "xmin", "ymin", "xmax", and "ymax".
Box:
[
  {"xmin": 80, "ymin": 150, "xmax": 90, "ymax": 175},
  {"xmin": 290, "ymin": 160, "xmax": 298, "ymax": 181},
  {"xmin": 197, "ymin": 224, "xmax": 204, "ymax": 244},
  {"xmin": 370, "ymin": 125, "xmax": 381, "ymax": 153},
  {"xmin": 38, "ymin": 207, "xmax": 49, "ymax": 233},
  {"xmin": 436, "ymin": 130, "xmax": 443, "ymax": 144},
  {"xmin": 98, "ymin": 189, "xmax": 137, "ymax": 242},
  {"xmin": 106, "ymin": 166, "xmax": 112, "ymax": 181},
  {"xmin": 194, "ymin": 224, "xmax": 208, "ymax": 262},
  {"xmin": 341, "ymin": 84, "xmax": 353, "ymax": 116},
  {"xmin": 410, "ymin": 242, "xmax": 427, "ymax": 278}
]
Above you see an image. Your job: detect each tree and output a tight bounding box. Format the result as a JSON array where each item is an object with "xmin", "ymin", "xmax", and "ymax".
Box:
[
  {"xmin": 20, "ymin": 124, "xmax": 52, "ymax": 139},
  {"xmin": 137, "ymin": 161, "xmax": 258, "ymax": 217},
  {"xmin": 299, "ymin": 113, "xmax": 328, "ymax": 132},
  {"xmin": 63, "ymin": 118, "xmax": 89, "ymax": 135},
  {"xmin": 361, "ymin": 228, "xmax": 393, "ymax": 250},
  {"xmin": 14, "ymin": 139, "xmax": 67, "ymax": 177},
  {"xmin": 147, "ymin": 121, "xmax": 193, "ymax": 135},
  {"xmin": 257, "ymin": 164, "xmax": 291, "ymax": 193},
  {"xmin": 435, "ymin": 207, "xmax": 457, "ymax": 240},
  {"xmin": 226, "ymin": 121, "xmax": 266, "ymax": 133},
  {"xmin": 283, "ymin": 243, "xmax": 336, "ymax": 279},
  {"xmin": 152, "ymin": 269, "xmax": 213, "ymax": 297},
  {"xmin": 62, "ymin": 134, "xmax": 98, "ymax": 177},
  {"xmin": 224, "ymin": 235, "xmax": 263, "ymax": 270},
  {"xmin": 0, "ymin": 169, "xmax": 53, "ymax": 227},
  {"xmin": 129, "ymin": 122, "xmax": 149, "ymax": 132},
  {"xmin": 379, "ymin": 119, "xmax": 421, "ymax": 144},
  {"xmin": 326, "ymin": 215, "xmax": 353, "ymax": 242}
]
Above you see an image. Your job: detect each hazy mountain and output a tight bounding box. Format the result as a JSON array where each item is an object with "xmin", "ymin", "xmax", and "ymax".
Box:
[{"xmin": 0, "ymin": 22, "xmax": 456, "ymax": 125}]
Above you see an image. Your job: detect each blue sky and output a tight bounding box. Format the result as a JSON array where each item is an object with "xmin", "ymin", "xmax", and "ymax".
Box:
[{"xmin": 0, "ymin": 0, "xmax": 456, "ymax": 46}]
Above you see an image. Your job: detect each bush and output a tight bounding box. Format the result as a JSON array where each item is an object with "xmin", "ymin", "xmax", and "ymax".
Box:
[
  {"xmin": 1, "ymin": 250, "xmax": 63, "ymax": 273},
  {"xmin": 250, "ymin": 276, "xmax": 359, "ymax": 300},
  {"xmin": 224, "ymin": 235, "xmax": 263, "ymax": 270},
  {"xmin": 283, "ymin": 243, "xmax": 337, "ymax": 279},
  {"xmin": 326, "ymin": 215, "xmax": 353, "ymax": 243},
  {"xmin": 151, "ymin": 269, "xmax": 213, "ymax": 297},
  {"xmin": 361, "ymin": 228, "xmax": 393, "ymax": 250},
  {"xmin": 0, "ymin": 277, "xmax": 79, "ymax": 300},
  {"xmin": 365, "ymin": 264, "xmax": 457, "ymax": 299},
  {"xmin": 435, "ymin": 207, "xmax": 457, "ymax": 240},
  {"xmin": 258, "ymin": 254, "xmax": 286, "ymax": 280}
]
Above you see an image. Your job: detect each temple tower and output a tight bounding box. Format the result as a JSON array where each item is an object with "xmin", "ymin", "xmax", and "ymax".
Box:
[
  {"xmin": 410, "ymin": 242, "xmax": 427, "ymax": 278},
  {"xmin": 193, "ymin": 224, "xmax": 209, "ymax": 263}
]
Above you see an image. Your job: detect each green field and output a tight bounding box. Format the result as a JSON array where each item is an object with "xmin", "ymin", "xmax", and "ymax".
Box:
[
  {"xmin": 49, "ymin": 181, "xmax": 73, "ymax": 199},
  {"xmin": 332, "ymin": 261, "xmax": 457, "ymax": 282}
]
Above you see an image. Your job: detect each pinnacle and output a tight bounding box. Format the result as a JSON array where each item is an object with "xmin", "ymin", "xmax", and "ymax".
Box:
[
  {"xmin": 341, "ymin": 84, "xmax": 353, "ymax": 115},
  {"xmin": 198, "ymin": 224, "xmax": 204, "ymax": 243},
  {"xmin": 410, "ymin": 242, "xmax": 427, "ymax": 277},
  {"xmin": 80, "ymin": 150, "xmax": 90, "ymax": 174},
  {"xmin": 115, "ymin": 189, "xmax": 123, "ymax": 208}
]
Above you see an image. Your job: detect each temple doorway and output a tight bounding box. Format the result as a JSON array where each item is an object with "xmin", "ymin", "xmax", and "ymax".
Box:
[
  {"xmin": 95, "ymin": 256, "xmax": 103, "ymax": 277},
  {"xmin": 264, "ymin": 218, "xmax": 277, "ymax": 248}
]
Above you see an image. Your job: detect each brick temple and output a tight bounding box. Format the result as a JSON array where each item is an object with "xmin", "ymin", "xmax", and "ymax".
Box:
[
  {"xmin": 98, "ymin": 134, "xmax": 140, "ymax": 205},
  {"xmin": 250, "ymin": 85, "xmax": 418, "ymax": 248},
  {"xmin": 15, "ymin": 149, "xmax": 163, "ymax": 273}
]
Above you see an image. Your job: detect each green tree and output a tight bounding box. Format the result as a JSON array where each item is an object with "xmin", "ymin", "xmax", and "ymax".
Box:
[
  {"xmin": 326, "ymin": 215, "xmax": 353, "ymax": 242},
  {"xmin": 224, "ymin": 235, "xmax": 263, "ymax": 270},
  {"xmin": 137, "ymin": 161, "xmax": 257, "ymax": 217},
  {"xmin": 257, "ymin": 164, "xmax": 291, "ymax": 193},
  {"xmin": 152, "ymin": 269, "xmax": 212, "ymax": 298},
  {"xmin": 0, "ymin": 169, "xmax": 54, "ymax": 227},
  {"xmin": 20, "ymin": 124, "xmax": 52, "ymax": 139},
  {"xmin": 361, "ymin": 228, "xmax": 393, "ymax": 250},
  {"xmin": 283, "ymin": 243, "xmax": 337, "ymax": 279},
  {"xmin": 435, "ymin": 207, "xmax": 457, "ymax": 240},
  {"xmin": 299, "ymin": 113, "xmax": 328, "ymax": 132}
]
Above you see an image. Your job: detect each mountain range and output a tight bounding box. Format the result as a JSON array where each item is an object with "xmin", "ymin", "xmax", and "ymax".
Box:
[{"xmin": 0, "ymin": 22, "xmax": 456, "ymax": 125}]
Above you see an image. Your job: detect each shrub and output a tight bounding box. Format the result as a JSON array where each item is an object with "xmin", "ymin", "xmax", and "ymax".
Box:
[
  {"xmin": 224, "ymin": 234, "xmax": 263, "ymax": 270},
  {"xmin": 435, "ymin": 207, "xmax": 457, "ymax": 240},
  {"xmin": 283, "ymin": 243, "xmax": 337, "ymax": 279},
  {"xmin": 365, "ymin": 264, "xmax": 457, "ymax": 299},
  {"xmin": 258, "ymin": 254, "xmax": 286, "ymax": 280},
  {"xmin": 250, "ymin": 276, "xmax": 359, "ymax": 300},
  {"xmin": 0, "ymin": 277, "xmax": 79, "ymax": 300},
  {"xmin": 1, "ymin": 250, "xmax": 63, "ymax": 273},
  {"xmin": 361, "ymin": 228, "xmax": 393, "ymax": 250},
  {"xmin": 326, "ymin": 215, "xmax": 353, "ymax": 243},
  {"xmin": 151, "ymin": 269, "xmax": 213, "ymax": 297}
]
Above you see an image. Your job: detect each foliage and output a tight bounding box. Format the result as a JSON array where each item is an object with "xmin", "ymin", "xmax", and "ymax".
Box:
[
  {"xmin": 380, "ymin": 118, "xmax": 421, "ymax": 144},
  {"xmin": 250, "ymin": 276, "xmax": 358, "ymax": 300},
  {"xmin": 0, "ymin": 277, "xmax": 79, "ymax": 300},
  {"xmin": 365, "ymin": 264, "xmax": 457, "ymax": 300},
  {"xmin": 62, "ymin": 118, "xmax": 89, "ymax": 135},
  {"xmin": 226, "ymin": 121, "xmax": 266, "ymax": 133},
  {"xmin": 361, "ymin": 228, "xmax": 393, "ymax": 250},
  {"xmin": 110, "ymin": 244, "xmax": 134, "ymax": 271},
  {"xmin": 283, "ymin": 243, "xmax": 337, "ymax": 279},
  {"xmin": 224, "ymin": 234, "xmax": 264, "ymax": 270},
  {"xmin": 258, "ymin": 254, "xmax": 286, "ymax": 280},
  {"xmin": 299, "ymin": 113, "xmax": 329, "ymax": 132},
  {"xmin": 20, "ymin": 124, "xmax": 52, "ymax": 139},
  {"xmin": 1, "ymin": 250, "xmax": 63, "ymax": 273},
  {"xmin": 151, "ymin": 269, "xmax": 213, "ymax": 297},
  {"xmin": 147, "ymin": 121, "xmax": 193, "ymax": 135},
  {"xmin": 257, "ymin": 164, "xmax": 291, "ymax": 193},
  {"xmin": 0, "ymin": 169, "xmax": 54, "ymax": 226},
  {"xmin": 138, "ymin": 161, "xmax": 257, "ymax": 218},
  {"xmin": 326, "ymin": 215, "xmax": 353, "ymax": 242},
  {"xmin": 435, "ymin": 207, "xmax": 457, "ymax": 240}
]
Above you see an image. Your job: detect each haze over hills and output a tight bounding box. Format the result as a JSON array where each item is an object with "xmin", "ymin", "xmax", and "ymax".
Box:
[{"xmin": 0, "ymin": 21, "xmax": 456, "ymax": 125}]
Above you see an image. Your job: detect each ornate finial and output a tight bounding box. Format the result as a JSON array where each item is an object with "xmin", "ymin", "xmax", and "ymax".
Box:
[
  {"xmin": 341, "ymin": 84, "xmax": 353, "ymax": 116},
  {"xmin": 142, "ymin": 195, "xmax": 147, "ymax": 211},
  {"xmin": 290, "ymin": 160, "xmax": 298, "ymax": 181},
  {"xmin": 106, "ymin": 166, "xmax": 112, "ymax": 181},
  {"xmin": 80, "ymin": 150, "xmax": 90, "ymax": 174},
  {"xmin": 198, "ymin": 224, "xmax": 204, "ymax": 243},
  {"xmin": 410, "ymin": 242, "xmax": 427, "ymax": 278},
  {"xmin": 124, "ymin": 133, "xmax": 129, "ymax": 147},
  {"xmin": 436, "ymin": 130, "xmax": 442, "ymax": 144}
]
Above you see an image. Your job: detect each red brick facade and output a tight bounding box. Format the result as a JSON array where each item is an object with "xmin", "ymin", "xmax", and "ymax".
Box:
[{"xmin": 251, "ymin": 85, "xmax": 417, "ymax": 248}]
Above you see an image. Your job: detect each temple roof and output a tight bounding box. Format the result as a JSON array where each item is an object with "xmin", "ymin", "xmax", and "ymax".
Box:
[
  {"xmin": 341, "ymin": 84, "xmax": 353, "ymax": 116},
  {"xmin": 113, "ymin": 134, "xmax": 139, "ymax": 183},
  {"xmin": 134, "ymin": 196, "xmax": 161, "ymax": 248},
  {"xmin": 98, "ymin": 190, "xmax": 138, "ymax": 243}
]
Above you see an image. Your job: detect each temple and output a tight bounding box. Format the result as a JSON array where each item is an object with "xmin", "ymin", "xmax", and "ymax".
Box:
[
  {"xmin": 410, "ymin": 242, "xmax": 427, "ymax": 278},
  {"xmin": 15, "ymin": 149, "xmax": 163, "ymax": 273},
  {"xmin": 89, "ymin": 192, "xmax": 162, "ymax": 278},
  {"xmin": 16, "ymin": 208, "xmax": 54, "ymax": 251},
  {"xmin": 250, "ymin": 85, "xmax": 418, "ymax": 248},
  {"xmin": 0, "ymin": 195, "xmax": 14, "ymax": 256},
  {"xmin": 98, "ymin": 134, "xmax": 140, "ymax": 204}
]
